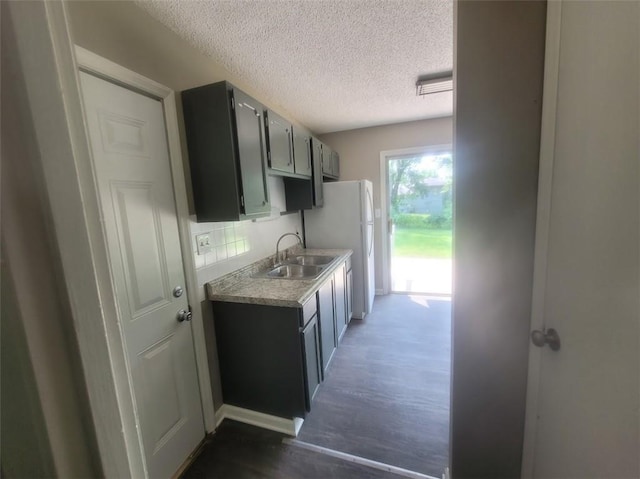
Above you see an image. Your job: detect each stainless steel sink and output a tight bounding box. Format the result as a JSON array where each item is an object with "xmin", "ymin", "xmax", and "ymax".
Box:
[
  {"xmin": 256, "ymin": 264, "xmax": 324, "ymax": 280},
  {"xmin": 286, "ymin": 255, "xmax": 335, "ymax": 266}
]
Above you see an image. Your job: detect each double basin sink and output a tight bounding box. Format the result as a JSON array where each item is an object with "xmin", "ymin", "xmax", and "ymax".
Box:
[{"xmin": 253, "ymin": 255, "xmax": 336, "ymax": 280}]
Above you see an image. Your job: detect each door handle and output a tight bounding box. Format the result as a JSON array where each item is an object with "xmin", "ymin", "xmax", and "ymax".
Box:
[
  {"xmin": 177, "ymin": 309, "xmax": 192, "ymax": 323},
  {"xmin": 531, "ymin": 328, "xmax": 561, "ymax": 351}
]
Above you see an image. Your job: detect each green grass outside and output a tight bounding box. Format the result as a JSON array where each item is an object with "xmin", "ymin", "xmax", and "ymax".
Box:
[{"xmin": 392, "ymin": 227, "xmax": 452, "ymax": 259}]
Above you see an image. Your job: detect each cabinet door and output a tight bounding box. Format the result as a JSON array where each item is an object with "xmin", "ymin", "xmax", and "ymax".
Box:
[
  {"xmin": 301, "ymin": 315, "xmax": 322, "ymax": 411},
  {"xmin": 292, "ymin": 127, "xmax": 312, "ymax": 177},
  {"xmin": 311, "ymin": 139, "xmax": 324, "ymax": 207},
  {"xmin": 332, "ymin": 151, "xmax": 340, "ymax": 178},
  {"xmin": 321, "ymin": 144, "xmax": 333, "ymax": 176},
  {"xmin": 265, "ymin": 110, "xmax": 293, "ymax": 173},
  {"xmin": 334, "ymin": 263, "xmax": 348, "ymax": 342},
  {"xmin": 232, "ymin": 89, "xmax": 270, "ymax": 216},
  {"xmin": 346, "ymin": 267, "xmax": 353, "ymax": 322},
  {"xmin": 317, "ymin": 278, "xmax": 336, "ymax": 375}
]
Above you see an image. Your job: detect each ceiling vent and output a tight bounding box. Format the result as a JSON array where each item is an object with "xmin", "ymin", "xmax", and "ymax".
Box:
[{"xmin": 416, "ymin": 73, "xmax": 453, "ymax": 96}]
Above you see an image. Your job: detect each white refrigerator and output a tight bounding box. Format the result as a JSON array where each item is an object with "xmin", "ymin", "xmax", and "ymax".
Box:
[{"xmin": 304, "ymin": 180, "xmax": 375, "ymax": 319}]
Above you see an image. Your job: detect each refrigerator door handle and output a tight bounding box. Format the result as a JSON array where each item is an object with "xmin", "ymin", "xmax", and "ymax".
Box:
[{"xmin": 367, "ymin": 223, "xmax": 374, "ymax": 257}]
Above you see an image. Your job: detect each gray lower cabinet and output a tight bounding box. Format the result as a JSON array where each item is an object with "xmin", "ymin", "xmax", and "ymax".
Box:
[
  {"xmin": 317, "ymin": 277, "xmax": 336, "ymax": 375},
  {"xmin": 301, "ymin": 315, "xmax": 322, "ymax": 409},
  {"xmin": 182, "ymin": 81, "xmax": 270, "ymax": 221},
  {"xmin": 212, "ymin": 298, "xmax": 318, "ymax": 419},
  {"xmin": 334, "ymin": 263, "xmax": 348, "ymax": 342},
  {"xmin": 211, "ymin": 258, "xmax": 351, "ymax": 418}
]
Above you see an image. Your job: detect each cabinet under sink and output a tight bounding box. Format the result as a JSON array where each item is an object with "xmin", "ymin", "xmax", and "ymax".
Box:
[{"xmin": 211, "ymin": 255, "xmax": 352, "ymax": 422}]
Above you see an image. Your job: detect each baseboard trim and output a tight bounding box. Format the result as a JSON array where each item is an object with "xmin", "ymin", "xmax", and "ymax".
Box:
[
  {"xmin": 214, "ymin": 404, "xmax": 303, "ymax": 436},
  {"xmin": 375, "ymin": 288, "xmax": 385, "ymax": 295},
  {"xmin": 283, "ymin": 438, "xmax": 439, "ymax": 479}
]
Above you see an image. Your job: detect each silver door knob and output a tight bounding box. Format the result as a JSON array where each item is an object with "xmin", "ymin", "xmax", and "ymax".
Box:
[
  {"xmin": 531, "ymin": 328, "xmax": 561, "ymax": 351},
  {"xmin": 173, "ymin": 286, "xmax": 184, "ymax": 298},
  {"xmin": 177, "ymin": 309, "xmax": 192, "ymax": 323}
]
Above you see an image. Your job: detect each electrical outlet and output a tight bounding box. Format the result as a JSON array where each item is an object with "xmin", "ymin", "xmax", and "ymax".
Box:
[{"xmin": 195, "ymin": 233, "xmax": 213, "ymax": 255}]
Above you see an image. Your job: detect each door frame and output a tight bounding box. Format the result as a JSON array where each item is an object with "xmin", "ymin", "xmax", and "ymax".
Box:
[
  {"xmin": 379, "ymin": 144, "xmax": 452, "ymax": 295},
  {"xmin": 75, "ymin": 42, "xmax": 215, "ymax": 456},
  {"xmin": 520, "ymin": 2, "xmax": 562, "ymax": 476},
  {"xmin": 12, "ymin": 2, "xmax": 214, "ymax": 477}
]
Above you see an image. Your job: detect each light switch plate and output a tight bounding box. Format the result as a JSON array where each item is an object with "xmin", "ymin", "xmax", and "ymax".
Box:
[{"xmin": 196, "ymin": 233, "xmax": 213, "ymax": 255}]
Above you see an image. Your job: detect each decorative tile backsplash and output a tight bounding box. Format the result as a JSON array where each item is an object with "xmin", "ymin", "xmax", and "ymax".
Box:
[{"xmin": 193, "ymin": 221, "xmax": 249, "ymax": 268}]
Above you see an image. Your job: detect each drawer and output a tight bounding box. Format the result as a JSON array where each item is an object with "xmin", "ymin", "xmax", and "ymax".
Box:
[{"xmin": 301, "ymin": 296, "xmax": 317, "ymax": 327}]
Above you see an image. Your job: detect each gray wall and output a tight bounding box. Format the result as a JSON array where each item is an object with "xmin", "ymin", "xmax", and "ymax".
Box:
[
  {"xmin": 320, "ymin": 117, "xmax": 453, "ymax": 290},
  {"xmin": 1, "ymin": 3, "xmax": 101, "ymax": 476},
  {"xmin": 452, "ymin": 1, "xmax": 546, "ymax": 477}
]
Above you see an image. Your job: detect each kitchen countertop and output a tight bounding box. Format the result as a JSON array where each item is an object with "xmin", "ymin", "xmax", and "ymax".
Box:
[{"xmin": 206, "ymin": 248, "xmax": 353, "ymax": 308}]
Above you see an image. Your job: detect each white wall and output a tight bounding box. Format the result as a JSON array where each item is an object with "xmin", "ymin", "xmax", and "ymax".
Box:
[{"xmin": 320, "ymin": 117, "xmax": 453, "ymax": 290}]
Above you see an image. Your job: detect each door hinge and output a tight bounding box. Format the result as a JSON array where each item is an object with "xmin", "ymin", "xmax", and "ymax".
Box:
[
  {"xmin": 231, "ymin": 96, "xmax": 235, "ymax": 109},
  {"xmin": 240, "ymin": 195, "xmax": 245, "ymax": 207}
]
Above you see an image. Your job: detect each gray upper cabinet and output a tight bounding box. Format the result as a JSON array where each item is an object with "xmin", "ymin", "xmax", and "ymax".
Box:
[
  {"xmin": 312, "ymin": 138, "xmax": 324, "ymax": 206},
  {"xmin": 331, "ymin": 150, "xmax": 340, "ymax": 179},
  {"xmin": 321, "ymin": 143, "xmax": 333, "ymax": 176},
  {"xmin": 282, "ymin": 135, "xmax": 324, "ymax": 211},
  {"xmin": 321, "ymin": 143, "xmax": 340, "ymax": 180},
  {"xmin": 265, "ymin": 109, "xmax": 294, "ymax": 174},
  {"xmin": 292, "ymin": 127, "xmax": 313, "ymax": 177},
  {"xmin": 181, "ymin": 81, "xmax": 270, "ymax": 222},
  {"xmin": 266, "ymin": 115, "xmax": 313, "ymax": 179}
]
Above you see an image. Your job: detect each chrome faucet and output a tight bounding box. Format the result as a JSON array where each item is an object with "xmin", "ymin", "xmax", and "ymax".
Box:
[{"xmin": 275, "ymin": 232, "xmax": 302, "ymax": 264}]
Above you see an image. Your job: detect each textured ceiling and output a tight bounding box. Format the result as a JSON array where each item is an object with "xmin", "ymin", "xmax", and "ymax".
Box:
[{"xmin": 136, "ymin": 0, "xmax": 453, "ymax": 134}]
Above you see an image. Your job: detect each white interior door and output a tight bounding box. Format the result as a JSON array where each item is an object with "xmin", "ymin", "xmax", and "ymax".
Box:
[
  {"xmin": 79, "ymin": 71, "xmax": 204, "ymax": 478},
  {"xmin": 524, "ymin": 2, "xmax": 639, "ymax": 477}
]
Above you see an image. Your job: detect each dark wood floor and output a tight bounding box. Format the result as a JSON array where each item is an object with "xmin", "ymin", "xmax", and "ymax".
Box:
[
  {"xmin": 181, "ymin": 419, "xmax": 400, "ymax": 479},
  {"xmin": 297, "ymin": 294, "xmax": 451, "ymax": 477},
  {"xmin": 182, "ymin": 294, "xmax": 451, "ymax": 479}
]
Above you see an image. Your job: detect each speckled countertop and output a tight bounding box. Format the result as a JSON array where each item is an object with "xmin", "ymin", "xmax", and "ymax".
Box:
[{"xmin": 206, "ymin": 248, "xmax": 353, "ymax": 308}]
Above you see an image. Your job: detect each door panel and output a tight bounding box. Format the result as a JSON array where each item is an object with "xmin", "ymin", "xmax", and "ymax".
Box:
[
  {"xmin": 79, "ymin": 72, "xmax": 204, "ymax": 479},
  {"xmin": 266, "ymin": 110, "xmax": 293, "ymax": 173},
  {"xmin": 292, "ymin": 128, "xmax": 312, "ymax": 177},
  {"xmin": 527, "ymin": 2, "xmax": 639, "ymax": 477},
  {"xmin": 317, "ymin": 279, "xmax": 336, "ymax": 375},
  {"xmin": 312, "ymin": 139, "xmax": 324, "ymax": 206},
  {"xmin": 113, "ymin": 183, "xmax": 169, "ymax": 315},
  {"xmin": 301, "ymin": 316, "xmax": 321, "ymax": 410},
  {"xmin": 233, "ymin": 89, "xmax": 270, "ymax": 216},
  {"xmin": 139, "ymin": 334, "xmax": 185, "ymax": 448},
  {"xmin": 321, "ymin": 144, "xmax": 332, "ymax": 175}
]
